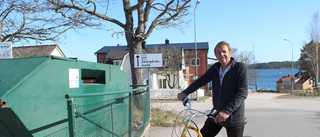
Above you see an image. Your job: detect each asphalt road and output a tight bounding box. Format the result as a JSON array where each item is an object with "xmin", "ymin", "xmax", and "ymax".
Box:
[{"xmin": 144, "ymin": 93, "xmax": 320, "ymax": 137}]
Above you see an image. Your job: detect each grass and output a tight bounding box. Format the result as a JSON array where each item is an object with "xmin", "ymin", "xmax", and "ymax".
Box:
[
  {"xmin": 150, "ymin": 108, "xmax": 184, "ymax": 127},
  {"xmin": 256, "ymin": 89, "xmax": 280, "ymax": 93},
  {"xmin": 149, "ymin": 96, "xmax": 211, "ymax": 126},
  {"xmin": 199, "ymin": 95, "xmax": 210, "ymax": 100}
]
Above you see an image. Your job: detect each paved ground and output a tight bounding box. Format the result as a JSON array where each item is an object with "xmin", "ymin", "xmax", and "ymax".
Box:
[{"xmin": 143, "ymin": 93, "xmax": 320, "ymax": 137}]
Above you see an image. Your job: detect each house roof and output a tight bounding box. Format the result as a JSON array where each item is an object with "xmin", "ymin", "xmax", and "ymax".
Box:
[
  {"xmin": 12, "ymin": 45, "xmax": 66, "ymax": 58},
  {"xmin": 105, "ymin": 49, "xmax": 129, "ymax": 60},
  {"xmin": 295, "ymin": 77, "xmax": 311, "ymax": 84},
  {"xmin": 276, "ymin": 74, "xmax": 300, "ymax": 83},
  {"xmin": 95, "ymin": 42, "xmax": 209, "ymax": 54}
]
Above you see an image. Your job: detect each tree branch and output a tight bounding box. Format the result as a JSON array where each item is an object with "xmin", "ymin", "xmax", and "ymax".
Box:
[
  {"xmin": 49, "ymin": 0, "xmax": 125, "ymax": 28},
  {"xmin": 145, "ymin": 0, "xmax": 191, "ymax": 39}
]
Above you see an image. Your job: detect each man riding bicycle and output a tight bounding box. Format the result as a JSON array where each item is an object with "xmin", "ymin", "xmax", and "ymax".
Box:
[{"xmin": 178, "ymin": 41, "xmax": 248, "ymax": 137}]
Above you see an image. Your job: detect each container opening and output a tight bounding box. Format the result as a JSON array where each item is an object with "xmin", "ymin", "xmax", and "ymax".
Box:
[{"xmin": 81, "ymin": 69, "xmax": 106, "ymax": 85}]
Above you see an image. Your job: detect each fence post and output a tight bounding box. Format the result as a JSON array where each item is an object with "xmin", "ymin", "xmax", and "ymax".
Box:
[
  {"xmin": 144, "ymin": 88, "xmax": 150, "ymax": 127},
  {"xmin": 67, "ymin": 98, "xmax": 75, "ymax": 137},
  {"xmin": 129, "ymin": 93, "xmax": 132, "ymax": 137}
]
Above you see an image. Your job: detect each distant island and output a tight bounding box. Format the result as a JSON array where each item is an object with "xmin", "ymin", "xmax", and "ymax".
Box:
[{"xmin": 248, "ymin": 61, "xmax": 300, "ymax": 69}]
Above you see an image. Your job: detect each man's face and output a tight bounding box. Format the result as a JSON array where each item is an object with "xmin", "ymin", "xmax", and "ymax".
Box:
[{"xmin": 215, "ymin": 45, "xmax": 232, "ymax": 66}]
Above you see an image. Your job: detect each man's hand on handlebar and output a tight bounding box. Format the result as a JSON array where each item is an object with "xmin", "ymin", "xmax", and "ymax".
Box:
[{"xmin": 177, "ymin": 92, "xmax": 187, "ymax": 101}]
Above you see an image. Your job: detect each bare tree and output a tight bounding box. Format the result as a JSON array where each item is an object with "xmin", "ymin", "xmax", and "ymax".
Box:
[
  {"xmin": 307, "ymin": 12, "xmax": 320, "ymax": 87},
  {"xmin": 232, "ymin": 48, "xmax": 254, "ymax": 65},
  {"xmin": 0, "ymin": 0, "xmax": 76, "ymax": 43},
  {"xmin": 48, "ymin": 0, "xmax": 192, "ymax": 86},
  {"xmin": 300, "ymin": 12, "xmax": 320, "ymax": 87},
  {"xmin": 300, "ymin": 40, "xmax": 319, "ymax": 81},
  {"xmin": 232, "ymin": 48, "xmax": 260, "ymax": 89},
  {"xmin": 147, "ymin": 46, "xmax": 183, "ymax": 89}
]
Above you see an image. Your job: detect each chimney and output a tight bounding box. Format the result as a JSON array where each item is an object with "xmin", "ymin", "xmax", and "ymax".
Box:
[
  {"xmin": 165, "ymin": 39, "xmax": 169, "ymax": 46},
  {"xmin": 142, "ymin": 41, "xmax": 146, "ymax": 49}
]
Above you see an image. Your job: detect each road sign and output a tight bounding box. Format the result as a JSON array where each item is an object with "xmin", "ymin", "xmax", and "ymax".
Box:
[
  {"xmin": 134, "ymin": 53, "xmax": 162, "ymax": 68},
  {"xmin": 0, "ymin": 42, "xmax": 12, "ymax": 59}
]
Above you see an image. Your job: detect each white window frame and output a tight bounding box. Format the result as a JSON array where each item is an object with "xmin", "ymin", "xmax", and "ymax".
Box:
[{"xmin": 158, "ymin": 79, "xmax": 167, "ymax": 89}]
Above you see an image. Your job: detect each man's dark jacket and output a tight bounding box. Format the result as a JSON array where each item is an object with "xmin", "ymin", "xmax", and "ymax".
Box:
[{"xmin": 182, "ymin": 58, "xmax": 248, "ymax": 127}]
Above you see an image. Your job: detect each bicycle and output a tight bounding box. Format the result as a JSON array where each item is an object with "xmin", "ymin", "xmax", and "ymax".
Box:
[{"xmin": 172, "ymin": 98, "xmax": 217, "ymax": 137}]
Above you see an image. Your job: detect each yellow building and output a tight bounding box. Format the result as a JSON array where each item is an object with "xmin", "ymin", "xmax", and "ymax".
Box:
[{"xmin": 276, "ymin": 74, "xmax": 313, "ymax": 91}]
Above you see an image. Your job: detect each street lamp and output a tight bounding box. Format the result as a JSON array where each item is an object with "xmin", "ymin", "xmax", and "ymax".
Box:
[
  {"xmin": 194, "ymin": 0, "xmax": 200, "ymax": 101},
  {"xmin": 284, "ymin": 38, "xmax": 294, "ymax": 95}
]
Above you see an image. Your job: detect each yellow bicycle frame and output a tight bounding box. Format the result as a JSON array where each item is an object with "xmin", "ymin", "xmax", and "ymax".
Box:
[{"xmin": 181, "ymin": 124, "xmax": 203, "ymax": 137}]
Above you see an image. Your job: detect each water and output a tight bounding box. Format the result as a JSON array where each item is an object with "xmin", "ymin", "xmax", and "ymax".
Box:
[{"xmin": 250, "ymin": 69, "xmax": 300, "ymax": 90}]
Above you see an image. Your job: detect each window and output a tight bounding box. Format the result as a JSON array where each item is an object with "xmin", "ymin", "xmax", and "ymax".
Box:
[
  {"xmin": 158, "ymin": 79, "xmax": 167, "ymax": 89},
  {"xmin": 81, "ymin": 69, "xmax": 106, "ymax": 85},
  {"xmin": 113, "ymin": 60, "xmax": 122, "ymax": 66},
  {"xmin": 191, "ymin": 58, "xmax": 200, "ymax": 66}
]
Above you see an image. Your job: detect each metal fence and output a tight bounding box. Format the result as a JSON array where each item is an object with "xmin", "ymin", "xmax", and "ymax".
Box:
[{"xmin": 45, "ymin": 85, "xmax": 149, "ymax": 137}]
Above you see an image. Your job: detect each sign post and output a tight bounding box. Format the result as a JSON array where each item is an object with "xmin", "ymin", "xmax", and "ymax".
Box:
[
  {"xmin": 134, "ymin": 53, "xmax": 162, "ymax": 119},
  {"xmin": 0, "ymin": 42, "xmax": 12, "ymax": 59}
]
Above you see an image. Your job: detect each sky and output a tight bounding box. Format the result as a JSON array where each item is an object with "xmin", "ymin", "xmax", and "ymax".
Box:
[{"xmin": 19, "ymin": 0, "xmax": 320, "ymax": 63}]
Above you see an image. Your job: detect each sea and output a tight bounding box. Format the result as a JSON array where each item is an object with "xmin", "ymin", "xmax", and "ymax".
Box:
[{"xmin": 250, "ymin": 69, "xmax": 300, "ymax": 90}]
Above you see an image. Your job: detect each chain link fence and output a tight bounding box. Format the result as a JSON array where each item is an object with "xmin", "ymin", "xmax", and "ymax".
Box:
[{"xmin": 45, "ymin": 85, "xmax": 149, "ymax": 137}]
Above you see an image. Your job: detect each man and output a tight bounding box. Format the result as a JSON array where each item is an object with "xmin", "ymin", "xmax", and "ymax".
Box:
[{"xmin": 177, "ymin": 41, "xmax": 248, "ymax": 137}]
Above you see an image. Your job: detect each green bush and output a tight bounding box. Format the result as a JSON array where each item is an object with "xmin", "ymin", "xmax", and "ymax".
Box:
[{"xmin": 256, "ymin": 89, "xmax": 280, "ymax": 93}]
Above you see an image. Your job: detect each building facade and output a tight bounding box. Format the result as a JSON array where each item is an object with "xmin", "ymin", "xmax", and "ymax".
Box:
[
  {"xmin": 95, "ymin": 40, "xmax": 209, "ymax": 90},
  {"xmin": 276, "ymin": 74, "xmax": 313, "ymax": 91}
]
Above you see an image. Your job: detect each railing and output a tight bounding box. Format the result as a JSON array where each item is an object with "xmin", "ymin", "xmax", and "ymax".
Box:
[{"xmin": 47, "ymin": 85, "xmax": 149, "ymax": 137}]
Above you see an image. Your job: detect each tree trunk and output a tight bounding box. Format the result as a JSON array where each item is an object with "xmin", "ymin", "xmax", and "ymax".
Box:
[
  {"xmin": 126, "ymin": 36, "xmax": 144, "ymax": 87},
  {"xmin": 316, "ymin": 42, "xmax": 319, "ymax": 88}
]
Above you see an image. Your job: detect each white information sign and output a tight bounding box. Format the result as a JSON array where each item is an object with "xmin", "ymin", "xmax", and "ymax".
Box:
[
  {"xmin": 69, "ymin": 69, "xmax": 79, "ymax": 88},
  {"xmin": 134, "ymin": 53, "xmax": 163, "ymax": 68},
  {"xmin": 0, "ymin": 42, "xmax": 12, "ymax": 59}
]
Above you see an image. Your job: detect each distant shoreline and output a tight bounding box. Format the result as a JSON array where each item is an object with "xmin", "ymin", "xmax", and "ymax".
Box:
[
  {"xmin": 248, "ymin": 61, "xmax": 299, "ymax": 69},
  {"xmin": 249, "ymin": 69, "xmax": 300, "ymax": 90}
]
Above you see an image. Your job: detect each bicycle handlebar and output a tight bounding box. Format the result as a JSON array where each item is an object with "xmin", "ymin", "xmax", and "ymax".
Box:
[
  {"xmin": 182, "ymin": 97, "xmax": 188, "ymax": 106},
  {"xmin": 182, "ymin": 98, "xmax": 217, "ymax": 119}
]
